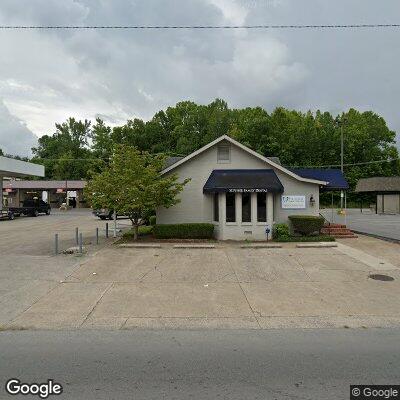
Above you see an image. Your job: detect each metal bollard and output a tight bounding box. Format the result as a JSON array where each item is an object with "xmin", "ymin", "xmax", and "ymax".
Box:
[
  {"xmin": 96, "ymin": 227, "xmax": 99, "ymax": 245},
  {"xmin": 75, "ymin": 227, "xmax": 79, "ymax": 245},
  {"xmin": 106, "ymin": 223, "xmax": 109, "ymax": 238},
  {"xmin": 55, "ymin": 233, "xmax": 59, "ymax": 255},
  {"xmin": 79, "ymin": 233, "xmax": 83, "ymax": 254}
]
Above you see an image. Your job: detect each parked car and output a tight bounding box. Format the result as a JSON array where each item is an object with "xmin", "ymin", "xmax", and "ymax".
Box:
[
  {"xmin": 0, "ymin": 210, "xmax": 15, "ymax": 220},
  {"xmin": 92, "ymin": 209, "xmax": 131, "ymax": 221},
  {"xmin": 9, "ymin": 199, "xmax": 51, "ymax": 217},
  {"xmin": 93, "ymin": 208, "xmax": 114, "ymax": 220}
]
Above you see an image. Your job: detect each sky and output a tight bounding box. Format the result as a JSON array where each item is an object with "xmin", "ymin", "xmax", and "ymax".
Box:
[{"xmin": 0, "ymin": 0, "xmax": 399, "ymax": 156}]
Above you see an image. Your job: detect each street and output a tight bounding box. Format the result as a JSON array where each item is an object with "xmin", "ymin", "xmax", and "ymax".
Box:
[{"xmin": 0, "ymin": 329, "xmax": 399, "ymax": 399}]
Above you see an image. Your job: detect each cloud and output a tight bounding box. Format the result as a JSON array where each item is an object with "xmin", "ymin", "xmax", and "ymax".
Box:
[
  {"xmin": 0, "ymin": 0, "xmax": 399, "ymax": 155},
  {"xmin": 0, "ymin": 100, "xmax": 38, "ymax": 156}
]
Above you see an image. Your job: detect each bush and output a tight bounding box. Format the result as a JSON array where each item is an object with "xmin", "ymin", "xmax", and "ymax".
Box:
[
  {"xmin": 149, "ymin": 215, "xmax": 156, "ymax": 226},
  {"xmin": 288, "ymin": 215, "xmax": 324, "ymax": 236},
  {"xmin": 273, "ymin": 223, "xmax": 290, "ymax": 239},
  {"xmin": 154, "ymin": 223, "xmax": 214, "ymax": 239},
  {"xmin": 123, "ymin": 226, "xmax": 153, "ymax": 238}
]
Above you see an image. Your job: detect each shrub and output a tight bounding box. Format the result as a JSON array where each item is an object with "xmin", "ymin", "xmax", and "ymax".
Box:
[
  {"xmin": 123, "ymin": 226, "xmax": 153, "ymax": 238},
  {"xmin": 149, "ymin": 215, "xmax": 156, "ymax": 226},
  {"xmin": 273, "ymin": 223, "xmax": 290, "ymax": 239},
  {"xmin": 288, "ymin": 215, "xmax": 325, "ymax": 236},
  {"xmin": 154, "ymin": 223, "xmax": 214, "ymax": 239}
]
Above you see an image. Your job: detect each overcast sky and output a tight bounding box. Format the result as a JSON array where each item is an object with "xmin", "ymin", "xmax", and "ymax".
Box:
[{"xmin": 0, "ymin": 0, "xmax": 399, "ymax": 156}]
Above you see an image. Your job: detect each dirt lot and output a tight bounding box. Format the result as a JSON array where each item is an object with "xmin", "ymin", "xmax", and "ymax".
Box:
[{"xmin": 1, "ymin": 211, "xmax": 400, "ymax": 330}]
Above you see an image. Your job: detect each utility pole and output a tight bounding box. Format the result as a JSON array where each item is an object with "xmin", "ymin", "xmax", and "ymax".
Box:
[{"xmin": 340, "ymin": 122, "xmax": 344, "ymax": 210}]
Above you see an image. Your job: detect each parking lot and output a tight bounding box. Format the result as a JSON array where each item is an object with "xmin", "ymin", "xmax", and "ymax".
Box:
[
  {"xmin": 322, "ymin": 208, "xmax": 400, "ymax": 241},
  {"xmin": 0, "ymin": 209, "xmax": 120, "ymax": 327},
  {"xmin": 1, "ymin": 210, "xmax": 400, "ymax": 331}
]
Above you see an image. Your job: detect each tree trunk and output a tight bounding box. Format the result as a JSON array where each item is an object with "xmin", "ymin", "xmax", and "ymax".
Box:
[{"xmin": 133, "ymin": 224, "xmax": 139, "ymax": 241}]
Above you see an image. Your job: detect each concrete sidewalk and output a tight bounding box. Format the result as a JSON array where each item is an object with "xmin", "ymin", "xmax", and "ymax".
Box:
[{"xmin": 4, "ymin": 235, "xmax": 400, "ymax": 331}]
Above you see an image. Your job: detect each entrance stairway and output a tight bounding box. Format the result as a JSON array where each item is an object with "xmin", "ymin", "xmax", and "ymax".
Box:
[{"xmin": 320, "ymin": 223, "xmax": 358, "ymax": 239}]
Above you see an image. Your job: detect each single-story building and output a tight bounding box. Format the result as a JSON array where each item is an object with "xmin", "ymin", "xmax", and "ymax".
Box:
[
  {"xmin": 356, "ymin": 176, "xmax": 400, "ymax": 214},
  {"xmin": 0, "ymin": 156, "xmax": 45, "ymax": 211},
  {"xmin": 157, "ymin": 135, "xmax": 348, "ymax": 240},
  {"xmin": 2, "ymin": 180, "xmax": 87, "ymax": 208}
]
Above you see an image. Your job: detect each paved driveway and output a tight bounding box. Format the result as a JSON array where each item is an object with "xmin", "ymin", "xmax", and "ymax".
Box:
[
  {"xmin": 4, "ymin": 234, "xmax": 400, "ymax": 330},
  {"xmin": 0, "ymin": 210, "xmax": 120, "ymax": 326},
  {"xmin": 321, "ymin": 208, "xmax": 400, "ymax": 241}
]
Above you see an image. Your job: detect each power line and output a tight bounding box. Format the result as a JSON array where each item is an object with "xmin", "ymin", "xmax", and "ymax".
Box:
[
  {"xmin": 0, "ymin": 24, "xmax": 400, "ymax": 30},
  {"xmin": 287, "ymin": 158, "xmax": 400, "ymax": 169}
]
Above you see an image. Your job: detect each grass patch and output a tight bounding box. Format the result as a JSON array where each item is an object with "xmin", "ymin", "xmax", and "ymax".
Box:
[{"xmin": 275, "ymin": 235, "xmax": 335, "ymax": 243}]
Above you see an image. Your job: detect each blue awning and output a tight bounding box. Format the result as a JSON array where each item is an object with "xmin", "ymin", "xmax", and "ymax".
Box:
[
  {"xmin": 291, "ymin": 169, "xmax": 349, "ymax": 191},
  {"xmin": 203, "ymin": 169, "xmax": 284, "ymax": 194}
]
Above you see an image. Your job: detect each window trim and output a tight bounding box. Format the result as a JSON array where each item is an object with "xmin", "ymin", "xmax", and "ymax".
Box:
[
  {"xmin": 257, "ymin": 192, "xmax": 267, "ymax": 223},
  {"xmin": 217, "ymin": 144, "xmax": 231, "ymax": 164},
  {"xmin": 241, "ymin": 193, "xmax": 252, "ymax": 223},
  {"xmin": 213, "ymin": 193, "xmax": 219, "ymax": 222},
  {"xmin": 225, "ymin": 192, "xmax": 236, "ymax": 223}
]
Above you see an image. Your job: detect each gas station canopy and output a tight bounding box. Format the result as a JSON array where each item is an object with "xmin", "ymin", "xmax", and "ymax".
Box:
[{"xmin": 0, "ymin": 156, "xmax": 44, "ymax": 178}]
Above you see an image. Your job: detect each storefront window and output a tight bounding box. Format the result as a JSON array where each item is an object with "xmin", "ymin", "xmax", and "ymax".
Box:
[
  {"xmin": 226, "ymin": 193, "xmax": 236, "ymax": 222},
  {"xmin": 242, "ymin": 193, "xmax": 251, "ymax": 222},
  {"xmin": 257, "ymin": 193, "xmax": 267, "ymax": 222},
  {"xmin": 213, "ymin": 193, "xmax": 219, "ymax": 222}
]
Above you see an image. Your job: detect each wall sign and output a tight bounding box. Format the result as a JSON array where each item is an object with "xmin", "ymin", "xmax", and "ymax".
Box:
[
  {"xmin": 228, "ymin": 188, "xmax": 268, "ymax": 193},
  {"xmin": 281, "ymin": 195, "xmax": 306, "ymax": 209}
]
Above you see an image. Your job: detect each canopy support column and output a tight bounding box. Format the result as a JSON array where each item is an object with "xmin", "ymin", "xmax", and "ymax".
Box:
[{"xmin": 0, "ymin": 177, "xmax": 3, "ymax": 211}]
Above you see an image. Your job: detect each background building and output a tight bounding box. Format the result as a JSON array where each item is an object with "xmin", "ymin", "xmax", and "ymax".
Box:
[
  {"xmin": 2, "ymin": 180, "xmax": 87, "ymax": 209},
  {"xmin": 0, "ymin": 156, "xmax": 45, "ymax": 211},
  {"xmin": 356, "ymin": 177, "xmax": 400, "ymax": 214}
]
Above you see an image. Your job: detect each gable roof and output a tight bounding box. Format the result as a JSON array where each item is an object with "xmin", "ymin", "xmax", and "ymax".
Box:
[
  {"xmin": 161, "ymin": 135, "xmax": 327, "ymax": 185},
  {"xmin": 355, "ymin": 177, "xmax": 400, "ymax": 193},
  {"xmin": 165, "ymin": 156, "xmax": 184, "ymax": 169},
  {"xmin": 291, "ymin": 169, "xmax": 349, "ymax": 191}
]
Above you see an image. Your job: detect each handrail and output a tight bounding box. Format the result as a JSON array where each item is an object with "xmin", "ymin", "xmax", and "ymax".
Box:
[{"xmin": 319, "ymin": 212, "xmax": 331, "ymax": 226}]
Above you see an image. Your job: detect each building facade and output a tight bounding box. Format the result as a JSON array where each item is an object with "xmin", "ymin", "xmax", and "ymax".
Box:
[
  {"xmin": 2, "ymin": 180, "xmax": 87, "ymax": 209},
  {"xmin": 156, "ymin": 135, "xmax": 331, "ymax": 240},
  {"xmin": 1, "ymin": 156, "xmax": 45, "ymax": 211},
  {"xmin": 356, "ymin": 177, "xmax": 400, "ymax": 214}
]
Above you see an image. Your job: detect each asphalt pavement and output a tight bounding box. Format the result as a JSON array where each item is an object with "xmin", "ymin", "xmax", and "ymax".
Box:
[
  {"xmin": 321, "ymin": 208, "xmax": 400, "ymax": 241},
  {"xmin": 0, "ymin": 329, "xmax": 399, "ymax": 399}
]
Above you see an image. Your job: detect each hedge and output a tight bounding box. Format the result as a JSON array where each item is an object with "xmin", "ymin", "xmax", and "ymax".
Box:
[
  {"xmin": 273, "ymin": 223, "xmax": 290, "ymax": 240},
  {"xmin": 288, "ymin": 215, "xmax": 325, "ymax": 236},
  {"xmin": 154, "ymin": 223, "xmax": 214, "ymax": 239},
  {"xmin": 149, "ymin": 215, "xmax": 156, "ymax": 226},
  {"xmin": 123, "ymin": 226, "xmax": 153, "ymax": 238}
]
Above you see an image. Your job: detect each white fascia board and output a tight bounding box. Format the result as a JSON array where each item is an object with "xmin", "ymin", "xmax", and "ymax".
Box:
[
  {"xmin": 0, "ymin": 156, "xmax": 45, "ymax": 178},
  {"xmin": 161, "ymin": 135, "xmax": 327, "ymax": 186}
]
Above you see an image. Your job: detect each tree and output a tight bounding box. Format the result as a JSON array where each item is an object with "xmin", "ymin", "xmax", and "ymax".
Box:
[
  {"xmin": 31, "ymin": 117, "xmax": 95, "ymax": 180},
  {"xmin": 0, "ymin": 148, "xmax": 3, "ymax": 156},
  {"xmin": 85, "ymin": 145, "xmax": 189, "ymax": 240}
]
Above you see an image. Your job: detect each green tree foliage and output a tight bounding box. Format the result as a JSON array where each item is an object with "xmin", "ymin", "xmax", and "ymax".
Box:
[
  {"xmin": 27, "ymin": 100, "xmax": 399, "ymax": 204},
  {"xmin": 85, "ymin": 145, "xmax": 189, "ymax": 240},
  {"xmin": 31, "ymin": 118, "xmax": 98, "ymax": 180}
]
